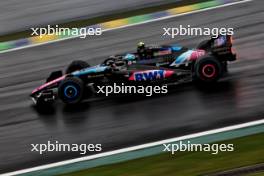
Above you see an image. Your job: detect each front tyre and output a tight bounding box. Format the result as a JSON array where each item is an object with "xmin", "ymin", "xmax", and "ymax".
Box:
[
  {"xmin": 58, "ymin": 77, "xmax": 84, "ymax": 105},
  {"xmin": 193, "ymin": 56, "xmax": 223, "ymax": 83}
]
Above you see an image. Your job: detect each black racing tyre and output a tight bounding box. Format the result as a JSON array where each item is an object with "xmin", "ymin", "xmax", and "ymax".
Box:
[
  {"xmin": 196, "ymin": 39, "xmax": 211, "ymax": 51},
  {"xmin": 58, "ymin": 77, "xmax": 84, "ymax": 105},
  {"xmin": 193, "ymin": 56, "xmax": 223, "ymax": 83},
  {"xmin": 222, "ymin": 61, "xmax": 228, "ymax": 73},
  {"xmin": 66, "ymin": 60, "xmax": 90, "ymax": 74}
]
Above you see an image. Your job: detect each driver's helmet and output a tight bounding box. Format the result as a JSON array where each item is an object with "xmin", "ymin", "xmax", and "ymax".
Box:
[
  {"xmin": 124, "ymin": 54, "xmax": 136, "ymax": 61},
  {"xmin": 137, "ymin": 42, "xmax": 145, "ymax": 50}
]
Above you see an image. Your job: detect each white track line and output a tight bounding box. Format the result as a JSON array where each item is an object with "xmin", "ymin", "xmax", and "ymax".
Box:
[
  {"xmin": 2, "ymin": 119, "xmax": 264, "ymax": 176},
  {"xmin": 0, "ymin": 0, "xmax": 252, "ymax": 54}
]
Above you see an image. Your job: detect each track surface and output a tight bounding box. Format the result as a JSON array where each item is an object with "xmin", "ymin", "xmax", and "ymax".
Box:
[
  {"xmin": 0, "ymin": 0, "xmax": 264, "ymax": 173},
  {"xmin": 0, "ymin": 0, "xmax": 181, "ymax": 35}
]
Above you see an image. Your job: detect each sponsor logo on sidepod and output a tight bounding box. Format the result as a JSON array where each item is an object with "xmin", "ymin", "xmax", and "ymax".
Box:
[{"xmin": 129, "ymin": 70, "xmax": 174, "ymax": 81}]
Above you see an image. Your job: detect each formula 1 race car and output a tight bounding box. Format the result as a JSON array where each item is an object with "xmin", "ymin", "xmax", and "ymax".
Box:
[{"xmin": 30, "ymin": 35, "xmax": 236, "ymax": 105}]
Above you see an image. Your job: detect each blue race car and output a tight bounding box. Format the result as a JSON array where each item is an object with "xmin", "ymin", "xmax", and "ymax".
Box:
[{"xmin": 30, "ymin": 35, "xmax": 236, "ymax": 105}]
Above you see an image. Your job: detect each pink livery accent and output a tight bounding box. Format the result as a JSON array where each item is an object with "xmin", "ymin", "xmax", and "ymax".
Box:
[
  {"xmin": 189, "ymin": 50, "xmax": 206, "ymax": 61},
  {"xmin": 31, "ymin": 75, "xmax": 66, "ymax": 94}
]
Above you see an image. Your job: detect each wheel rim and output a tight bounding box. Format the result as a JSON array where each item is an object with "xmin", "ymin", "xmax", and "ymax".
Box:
[
  {"xmin": 64, "ymin": 85, "xmax": 78, "ymax": 99},
  {"xmin": 201, "ymin": 64, "xmax": 216, "ymax": 78}
]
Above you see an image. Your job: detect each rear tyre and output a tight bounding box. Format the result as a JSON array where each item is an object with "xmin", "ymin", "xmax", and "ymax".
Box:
[
  {"xmin": 58, "ymin": 77, "xmax": 84, "ymax": 105},
  {"xmin": 193, "ymin": 56, "xmax": 223, "ymax": 83},
  {"xmin": 222, "ymin": 61, "xmax": 228, "ymax": 73},
  {"xmin": 66, "ymin": 60, "xmax": 90, "ymax": 74}
]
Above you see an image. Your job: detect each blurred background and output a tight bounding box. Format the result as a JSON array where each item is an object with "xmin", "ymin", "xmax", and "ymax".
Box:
[
  {"xmin": 0, "ymin": 0, "xmax": 264, "ymax": 175},
  {"xmin": 0, "ymin": 0, "xmax": 183, "ymax": 35}
]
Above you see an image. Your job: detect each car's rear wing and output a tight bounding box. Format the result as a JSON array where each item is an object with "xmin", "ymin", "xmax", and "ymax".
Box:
[{"xmin": 211, "ymin": 35, "xmax": 236, "ymax": 61}]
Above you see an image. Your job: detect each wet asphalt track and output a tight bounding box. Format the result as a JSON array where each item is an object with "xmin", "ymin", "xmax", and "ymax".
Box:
[
  {"xmin": 0, "ymin": 0, "xmax": 181, "ymax": 35},
  {"xmin": 0, "ymin": 0, "xmax": 264, "ymax": 173}
]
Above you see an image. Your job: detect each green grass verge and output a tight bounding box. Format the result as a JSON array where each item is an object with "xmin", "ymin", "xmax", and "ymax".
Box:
[
  {"xmin": 60, "ymin": 133, "xmax": 264, "ymax": 176},
  {"xmin": 0, "ymin": 0, "xmax": 208, "ymax": 42},
  {"xmin": 247, "ymin": 172, "xmax": 264, "ymax": 176}
]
